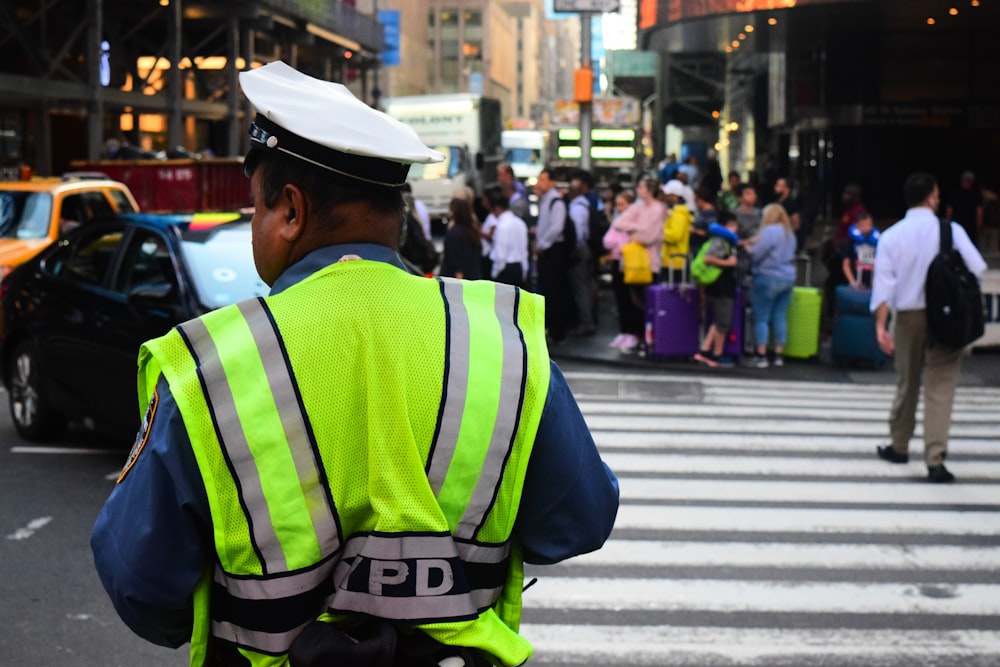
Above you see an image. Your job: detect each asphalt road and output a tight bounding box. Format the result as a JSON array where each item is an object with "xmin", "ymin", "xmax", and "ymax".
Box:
[
  {"xmin": 1, "ymin": 355, "xmax": 997, "ymax": 666},
  {"xmin": 0, "ymin": 413, "xmax": 187, "ymax": 666}
]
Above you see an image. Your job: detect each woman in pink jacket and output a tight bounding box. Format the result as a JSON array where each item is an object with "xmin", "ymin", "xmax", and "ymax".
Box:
[{"xmin": 603, "ymin": 176, "xmax": 666, "ymax": 351}]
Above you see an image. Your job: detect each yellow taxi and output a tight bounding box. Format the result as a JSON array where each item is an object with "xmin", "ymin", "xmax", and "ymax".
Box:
[{"xmin": 0, "ymin": 171, "xmax": 139, "ymax": 278}]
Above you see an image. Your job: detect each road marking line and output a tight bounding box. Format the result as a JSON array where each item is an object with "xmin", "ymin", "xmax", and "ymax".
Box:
[
  {"xmin": 614, "ymin": 504, "xmax": 1000, "ymax": 535},
  {"xmin": 6, "ymin": 516, "xmax": 53, "ymax": 541},
  {"xmin": 621, "ymin": 477, "xmax": 1000, "ymax": 505},
  {"xmin": 524, "ymin": 577, "xmax": 1000, "ymax": 615},
  {"xmin": 604, "ymin": 452, "xmax": 1000, "ymax": 478},
  {"xmin": 556, "ymin": 540, "xmax": 1000, "ymax": 571},
  {"xmin": 11, "ymin": 446, "xmax": 122, "ymax": 455},
  {"xmin": 520, "ymin": 625, "xmax": 1000, "ymax": 663}
]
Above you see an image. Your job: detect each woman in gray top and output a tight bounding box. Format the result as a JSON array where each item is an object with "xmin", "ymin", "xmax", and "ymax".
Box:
[{"xmin": 748, "ymin": 203, "xmax": 798, "ymax": 367}]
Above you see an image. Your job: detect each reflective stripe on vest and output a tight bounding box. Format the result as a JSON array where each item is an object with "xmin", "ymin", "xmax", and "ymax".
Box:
[
  {"xmin": 179, "ymin": 297, "xmax": 341, "ymax": 574},
  {"xmin": 428, "ymin": 278, "xmax": 527, "ymax": 541},
  {"xmin": 164, "ymin": 270, "xmax": 546, "ymax": 659}
]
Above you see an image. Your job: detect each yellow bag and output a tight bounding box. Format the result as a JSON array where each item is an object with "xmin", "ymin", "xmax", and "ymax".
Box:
[{"xmin": 621, "ymin": 240, "xmax": 652, "ymax": 284}]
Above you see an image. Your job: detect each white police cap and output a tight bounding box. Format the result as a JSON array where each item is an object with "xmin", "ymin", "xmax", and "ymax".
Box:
[{"xmin": 239, "ymin": 61, "xmax": 443, "ymax": 188}]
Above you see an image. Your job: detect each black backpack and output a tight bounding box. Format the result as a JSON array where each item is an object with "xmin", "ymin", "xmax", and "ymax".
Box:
[
  {"xmin": 925, "ymin": 218, "xmax": 984, "ymax": 348},
  {"xmin": 586, "ymin": 198, "xmax": 610, "ymax": 259},
  {"xmin": 548, "ymin": 195, "xmax": 577, "ymax": 250},
  {"xmin": 555, "ymin": 195, "xmax": 609, "ymax": 260}
]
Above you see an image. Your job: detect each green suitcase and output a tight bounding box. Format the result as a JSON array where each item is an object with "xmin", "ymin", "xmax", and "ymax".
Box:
[{"xmin": 784, "ymin": 285, "xmax": 823, "ymax": 358}]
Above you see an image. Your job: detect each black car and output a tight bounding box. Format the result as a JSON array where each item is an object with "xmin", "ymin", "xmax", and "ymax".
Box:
[{"xmin": 0, "ymin": 212, "xmax": 269, "ymax": 442}]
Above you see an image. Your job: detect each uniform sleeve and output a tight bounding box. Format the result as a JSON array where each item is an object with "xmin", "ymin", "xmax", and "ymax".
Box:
[
  {"xmin": 516, "ymin": 361, "xmax": 620, "ymax": 565},
  {"xmin": 91, "ymin": 376, "xmax": 211, "ymax": 648}
]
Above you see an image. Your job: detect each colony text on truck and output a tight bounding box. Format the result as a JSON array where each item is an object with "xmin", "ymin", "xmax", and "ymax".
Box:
[{"xmin": 381, "ymin": 93, "xmax": 503, "ymax": 222}]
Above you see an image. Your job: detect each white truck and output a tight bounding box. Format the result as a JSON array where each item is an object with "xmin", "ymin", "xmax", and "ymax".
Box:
[
  {"xmin": 381, "ymin": 94, "xmax": 503, "ymax": 222},
  {"xmin": 501, "ymin": 130, "xmax": 548, "ymax": 185}
]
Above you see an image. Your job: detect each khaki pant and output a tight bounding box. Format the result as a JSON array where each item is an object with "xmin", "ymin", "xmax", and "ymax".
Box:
[{"xmin": 889, "ymin": 310, "xmax": 964, "ymax": 467}]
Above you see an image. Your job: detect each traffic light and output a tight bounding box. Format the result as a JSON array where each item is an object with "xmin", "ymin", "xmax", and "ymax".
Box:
[{"xmin": 574, "ymin": 66, "xmax": 593, "ymax": 103}]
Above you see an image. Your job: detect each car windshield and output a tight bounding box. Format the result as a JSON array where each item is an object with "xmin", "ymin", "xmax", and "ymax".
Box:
[
  {"xmin": 179, "ymin": 222, "xmax": 269, "ymax": 308},
  {"xmin": 407, "ymin": 145, "xmax": 462, "ymax": 181},
  {"xmin": 503, "ymin": 147, "xmax": 541, "ymax": 165},
  {"xmin": 0, "ymin": 191, "xmax": 53, "ymax": 240}
]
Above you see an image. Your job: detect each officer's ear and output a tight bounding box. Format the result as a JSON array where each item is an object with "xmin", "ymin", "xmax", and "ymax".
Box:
[{"xmin": 279, "ymin": 183, "xmax": 308, "ymax": 243}]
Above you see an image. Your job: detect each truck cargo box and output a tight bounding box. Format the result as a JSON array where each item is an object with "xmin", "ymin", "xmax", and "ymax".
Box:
[{"xmin": 70, "ymin": 158, "xmax": 246, "ymax": 213}]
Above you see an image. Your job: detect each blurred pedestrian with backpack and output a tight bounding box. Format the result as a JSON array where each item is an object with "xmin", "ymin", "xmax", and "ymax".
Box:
[
  {"xmin": 693, "ymin": 212, "xmax": 740, "ymax": 367},
  {"xmin": 534, "ymin": 166, "xmax": 575, "ymax": 343},
  {"xmin": 872, "ymin": 172, "xmax": 987, "ymax": 483}
]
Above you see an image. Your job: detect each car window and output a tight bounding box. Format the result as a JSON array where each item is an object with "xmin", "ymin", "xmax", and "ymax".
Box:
[
  {"xmin": 59, "ymin": 192, "xmax": 117, "ymax": 235},
  {"xmin": 0, "ymin": 191, "xmax": 53, "ymax": 239},
  {"xmin": 180, "ymin": 223, "xmax": 268, "ymax": 308},
  {"xmin": 51, "ymin": 229, "xmax": 125, "ymax": 286},
  {"xmin": 115, "ymin": 231, "xmax": 178, "ymax": 299},
  {"xmin": 108, "ymin": 189, "xmax": 137, "ymax": 213}
]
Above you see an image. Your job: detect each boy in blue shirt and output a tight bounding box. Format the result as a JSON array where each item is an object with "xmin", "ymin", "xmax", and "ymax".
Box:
[
  {"xmin": 840, "ymin": 211, "xmax": 879, "ymax": 288},
  {"xmin": 694, "ymin": 212, "xmax": 740, "ymax": 367}
]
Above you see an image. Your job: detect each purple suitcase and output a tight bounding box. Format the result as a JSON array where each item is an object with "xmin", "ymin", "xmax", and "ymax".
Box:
[
  {"xmin": 723, "ymin": 287, "xmax": 745, "ymax": 358},
  {"xmin": 644, "ymin": 255, "xmax": 700, "ymax": 359}
]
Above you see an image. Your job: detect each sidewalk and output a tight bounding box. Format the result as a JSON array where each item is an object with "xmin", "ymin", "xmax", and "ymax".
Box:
[{"xmin": 548, "ymin": 285, "xmax": 1000, "ymax": 388}]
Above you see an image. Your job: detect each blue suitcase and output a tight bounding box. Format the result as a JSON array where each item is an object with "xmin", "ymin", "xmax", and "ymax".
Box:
[
  {"xmin": 834, "ymin": 283, "xmax": 871, "ymax": 316},
  {"xmin": 832, "ymin": 285, "xmax": 886, "ymax": 369}
]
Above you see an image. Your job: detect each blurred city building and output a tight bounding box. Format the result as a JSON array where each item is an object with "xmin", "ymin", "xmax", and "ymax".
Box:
[{"xmin": 636, "ymin": 0, "xmax": 1000, "ymax": 220}]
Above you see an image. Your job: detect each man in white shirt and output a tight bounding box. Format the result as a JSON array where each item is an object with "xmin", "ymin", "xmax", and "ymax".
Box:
[
  {"xmin": 871, "ymin": 172, "xmax": 987, "ymax": 483},
  {"xmin": 485, "ymin": 186, "xmax": 529, "ymax": 287}
]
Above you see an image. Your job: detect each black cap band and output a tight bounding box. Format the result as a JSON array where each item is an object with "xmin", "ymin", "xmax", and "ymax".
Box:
[{"xmin": 247, "ymin": 115, "xmax": 411, "ymax": 188}]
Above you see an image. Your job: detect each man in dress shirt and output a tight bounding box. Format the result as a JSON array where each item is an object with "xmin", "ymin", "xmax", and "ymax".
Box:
[
  {"xmin": 533, "ymin": 166, "xmax": 574, "ymax": 343},
  {"xmin": 485, "ymin": 186, "xmax": 529, "ymax": 287},
  {"xmin": 871, "ymin": 172, "xmax": 987, "ymax": 483}
]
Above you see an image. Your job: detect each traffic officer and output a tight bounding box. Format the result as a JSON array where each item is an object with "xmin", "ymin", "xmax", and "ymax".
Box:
[{"xmin": 91, "ymin": 61, "xmax": 619, "ymax": 667}]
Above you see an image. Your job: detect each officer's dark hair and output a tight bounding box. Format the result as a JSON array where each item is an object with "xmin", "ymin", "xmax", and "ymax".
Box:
[
  {"xmin": 903, "ymin": 173, "xmax": 937, "ymax": 209},
  {"xmin": 250, "ymin": 151, "xmax": 405, "ymax": 223},
  {"xmin": 485, "ymin": 185, "xmax": 509, "ymax": 211}
]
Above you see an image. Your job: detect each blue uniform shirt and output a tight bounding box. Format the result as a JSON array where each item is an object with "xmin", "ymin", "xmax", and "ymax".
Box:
[{"xmin": 92, "ymin": 243, "xmax": 620, "ymax": 648}]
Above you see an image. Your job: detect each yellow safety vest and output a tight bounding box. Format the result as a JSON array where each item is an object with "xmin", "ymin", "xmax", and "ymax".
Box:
[{"xmin": 138, "ymin": 259, "xmax": 550, "ymax": 667}]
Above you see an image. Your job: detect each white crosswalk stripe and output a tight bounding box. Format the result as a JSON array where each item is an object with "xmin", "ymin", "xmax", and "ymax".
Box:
[{"xmin": 520, "ymin": 370, "xmax": 1000, "ymax": 666}]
